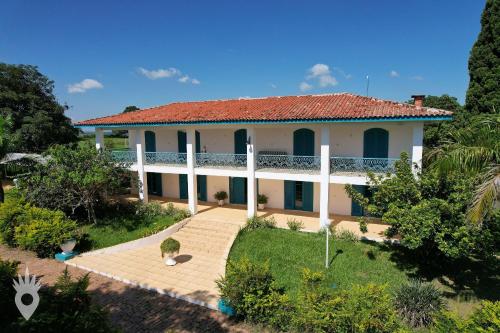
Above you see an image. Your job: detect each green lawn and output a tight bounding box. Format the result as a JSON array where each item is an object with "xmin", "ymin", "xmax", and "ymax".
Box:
[
  {"xmin": 79, "ymin": 215, "xmax": 177, "ymax": 250},
  {"xmin": 79, "ymin": 134, "xmax": 129, "ymax": 150},
  {"xmin": 229, "ymin": 228, "xmax": 499, "ymax": 316}
]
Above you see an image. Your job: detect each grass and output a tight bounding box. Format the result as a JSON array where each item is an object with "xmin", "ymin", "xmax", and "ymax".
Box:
[
  {"xmin": 79, "ymin": 134, "xmax": 129, "ymax": 150},
  {"xmin": 80, "ymin": 215, "xmax": 177, "ymax": 250},
  {"xmin": 229, "ymin": 228, "xmax": 499, "ymax": 316}
]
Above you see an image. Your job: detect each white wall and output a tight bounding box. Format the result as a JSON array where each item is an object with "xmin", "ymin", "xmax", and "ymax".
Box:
[
  {"xmin": 207, "ymin": 176, "xmax": 230, "ymax": 203},
  {"xmin": 162, "ymin": 173, "xmax": 180, "ymax": 198},
  {"xmin": 329, "ymin": 123, "xmax": 414, "ymax": 159},
  {"xmin": 255, "ymin": 124, "xmax": 321, "ymax": 155},
  {"xmin": 198, "ymin": 129, "xmax": 236, "ymax": 154},
  {"xmin": 329, "ymin": 183, "xmax": 352, "ymax": 215},
  {"xmin": 258, "ymin": 179, "xmax": 284, "ymax": 209}
]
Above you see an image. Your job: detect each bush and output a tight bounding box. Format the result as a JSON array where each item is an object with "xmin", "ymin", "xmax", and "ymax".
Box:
[
  {"xmin": 432, "ymin": 301, "xmax": 500, "ymax": 332},
  {"xmin": 214, "ymin": 191, "xmax": 228, "ymax": 201},
  {"xmin": 14, "ymin": 206, "xmax": 78, "ymax": 257},
  {"xmin": 287, "ymin": 218, "xmax": 304, "ymax": 231},
  {"xmin": 0, "ymin": 196, "xmax": 28, "ymax": 246},
  {"xmin": 257, "ymin": 194, "xmax": 268, "ymax": 204},
  {"xmin": 394, "ymin": 280, "xmax": 444, "ymax": 328},
  {"xmin": 216, "ymin": 257, "xmax": 292, "ymax": 330},
  {"xmin": 160, "ymin": 238, "xmax": 180, "ymax": 257},
  {"xmin": 335, "ymin": 228, "xmax": 359, "ymax": 242},
  {"xmin": 9, "ymin": 268, "xmax": 117, "ymax": 332},
  {"xmin": 0, "ymin": 258, "xmax": 20, "ymax": 324},
  {"xmin": 244, "ymin": 216, "xmax": 276, "ymax": 230},
  {"xmin": 135, "ymin": 201, "xmax": 165, "ymax": 220}
]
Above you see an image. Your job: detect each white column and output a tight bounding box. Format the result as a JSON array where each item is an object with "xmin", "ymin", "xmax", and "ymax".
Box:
[
  {"xmin": 412, "ymin": 123, "xmax": 424, "ymax": 175},
  {"xmin": 320, "ymin": 126, "xmax": 330, "ymax": 228},
  {"xmin": 186, "ymin": 128, "xmax": 198, "ymax": 215},
  {"xmin": 95, "ymin": 128, "xmax": 104, "ymax": 151},
  {"xmin": 135, "ymin": 129, "xmax": 148, "ymax": 203},
  {"xmin": 246, "ymin": 127, "xmax": 257, "ymax": 217}
]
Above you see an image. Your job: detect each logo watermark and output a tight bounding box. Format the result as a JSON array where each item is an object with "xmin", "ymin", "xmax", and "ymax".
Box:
[{"xmin": 13, "ymin": 266, "xmax": 41, "ymax": 320}]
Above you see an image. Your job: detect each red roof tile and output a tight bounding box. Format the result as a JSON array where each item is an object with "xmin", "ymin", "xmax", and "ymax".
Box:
[{"xmin": 76, "ymin": 93, "xmax": 452, "ymax": 126}]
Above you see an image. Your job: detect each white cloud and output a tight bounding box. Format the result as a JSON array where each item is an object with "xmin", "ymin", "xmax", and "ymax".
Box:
[
  {"xmin": 299, "ymin": 82, "xmax": 313, "ymax": 92},
  {"xmin": 333, "ymin": 67, "xmax": 352, "ymax": 79},
  {"xmin": 67, "ymin": 79, "xmax": 103, "ymax": 93},
  {"xmin": 389, "ymin": 70, "xmax": 399, "ymax": 78},
  {"xmin": 138, "ymin": 67, "xmax": 180, "ymax": 80},
  {"xmin": 270, "ymin": 83, "xmax": 277, "ymax": 88},
  {"xmin": 301, "ymin": 63, "xmax": 338, "ymax": 91},
  {"xmin": 410, "ymin": 75, "xmax": 424, "ymax": 81},
  {"xmin": 138, "ymin": 67, "xmax": 200, "ymax": 85}
]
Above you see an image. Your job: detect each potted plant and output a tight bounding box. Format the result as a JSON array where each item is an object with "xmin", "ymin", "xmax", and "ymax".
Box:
[
  {"xmin": 160, "ymin": 238, "xmax": 180, "ymax": 266},
  {"xmin": 214, "ymin": 191, "xmax": 228, "ymax": 206},
  {"xmin": 257, "ymin": 194, "xmax": 268, "ymax": 210}
]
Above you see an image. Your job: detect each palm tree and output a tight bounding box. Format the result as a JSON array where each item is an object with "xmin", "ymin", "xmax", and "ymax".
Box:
[
  {"xmin": 427, "ymin": 114, "xmax": 499, "ymax": 224},
  {"xmin": 0, "ymin": 116, "xmax": 11, "ymax": 202}
]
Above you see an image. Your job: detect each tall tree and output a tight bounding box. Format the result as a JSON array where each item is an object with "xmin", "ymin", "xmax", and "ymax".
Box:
[
  {"xmin": 122, "ymin": 105, "xmax": 140, "ymax": 113},
  {"xmin": 0, "ymin": 116, "xmax": 11, "ymax": 202},
  {"xmin": 465, "ymin": 0, "xmax": 500, "ymax": 115},
  {"xmin": 0, "ymin": 63, "xmax": 79, "ymax": 152}
]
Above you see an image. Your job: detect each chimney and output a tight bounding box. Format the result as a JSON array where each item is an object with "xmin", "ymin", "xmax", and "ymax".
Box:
[{"xmin": 411, "ymin": 95, "xmax": 425, "ymax": 108}]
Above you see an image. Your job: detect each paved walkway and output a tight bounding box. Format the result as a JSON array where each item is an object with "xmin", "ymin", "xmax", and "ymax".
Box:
[
  {"xmin": 68, "ymin": 213, "xmax": 245, "ymax": 309},
  {"xmin": 0, "ymin": 245, "xmax": 249, "ymax": 333}
]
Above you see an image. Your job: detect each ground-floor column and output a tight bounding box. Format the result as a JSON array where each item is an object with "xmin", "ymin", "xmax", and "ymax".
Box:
[
  {"xmin": 186, "ymin": 128, "xmax": 198, "ymax": 215},
  {"xmin": 135, "ymin": 129, "xmax": 148, "ymax": 203},
  {"xmin": 95, "ymin": 128, "xmax": 104, "ymax": 151},
  {"xmin": 320, "ymin": 126, "xmax": 330, "ymax": 228},
  {"xmin": 412, "ymin": 123, "xmax": 424, "ymax": 175},
  {"xmin": 246, "ymin": 127, "xmax": 257, "ymax": 217}
]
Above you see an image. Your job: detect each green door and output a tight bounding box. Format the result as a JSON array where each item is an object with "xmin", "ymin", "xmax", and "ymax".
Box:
[
  {"xmin": 197, "ymin": 175, "xmax": 207, "ymax": 201},
  {"xmin": 230, "ymin": 177, "xmax": 247, "ymax": 204},
  {"xmin": 234, "ymin": 129, "xmax": 247, "ymax": 154},
  {"xmin": 145, "ymin": 131, "xmax": 162, "ymax": 196},
  {"xmin": 363, "ymin": 128, "xmax": 389, "ymax": 158},
  {"xmin": 293, "ymin": 128, "xmax": 315, "ymax": 156},
  {"xmin": 351, "ymin": 185, "xmax": 366, "ymax": 216},
  {"xmin": 284, "ymin": 180, "xmax": 295, "ymax": 210},
  {"xmin": 179, "ymin": 174, "xmax": 188, "ymax": 199},
  {"xmin": 284, "ymin": 180, "xmax": 313, "ymax": 211},
  {"xmin": 302, "ymin": 181, "xmax": 313, "ymax": 212}
]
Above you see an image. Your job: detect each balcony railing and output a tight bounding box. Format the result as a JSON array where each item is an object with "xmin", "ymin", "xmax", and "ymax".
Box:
[
  {"xmin": 195, "ymin": 153, "xmax": 247, "ymax": 168},
  {"xmin": 330, "ymin": 157, "xmax": 398, "ymax": 173},
  {"xmin": 256, "ymin": 154, "xmax": 321, "ymax": 171},
  {"xmin": 145, "ymin": 152, "xmax": 187, "ymax": 165},
  {"xmin": 111, "ymin": 150, "xmax": 137, "ymax": 163}
]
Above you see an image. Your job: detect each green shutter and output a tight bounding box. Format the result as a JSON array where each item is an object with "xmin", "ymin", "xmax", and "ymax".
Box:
[
  {"xmin": 197, "ymin": 175, "xmax": 207, "ymax": 201},
  {"xmin": 363, "ymin": 128, "xmax": 388, "ymax": 158},
  {"xmin": 145, "ymin": 131, "xmax": 156, "ymax": 152},
  {"xmin": 351, "ymin": 185, "xmax": 366, "ymax": 216},
  {"xmin": 284, "ymin": 180, "xmax": 295, "ymax": 209},
  {"xmin": 179, "ymin": 174, "xmax": 188, "ymax": 199},
  {"xmin": 302, "ymin": 181, "xmax": 313, "ymax": 212},
  {"xmin": 293, "ymin": 128, "xmax": 315, "ymax": 156},
  {"xmin": 177, "ymin": 131, "xmax": 187, "ymax": 153},
  {"xmin": 234, "ymin": 129, "xmax": 247, "ymax": 154}
]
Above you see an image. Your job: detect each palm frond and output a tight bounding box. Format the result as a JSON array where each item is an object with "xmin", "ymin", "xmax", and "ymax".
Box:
[{"xmin": 467, "ymin": 165, "xmax": 500, "ymax": 225}]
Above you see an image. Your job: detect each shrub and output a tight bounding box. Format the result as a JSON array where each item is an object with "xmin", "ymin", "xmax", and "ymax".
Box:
[
  {"xmin": 245, "ymin": 216, "xmax": 276, "ymax": 230},
  {"xmin": 160, "ymin": 238, "xmax": 180, "ymax": 257},
  {"xmin": 335, "ymin": 228, "xmax": 359, "ymax": 242},
  {"xmin": 287, "ymin": 218, "xmax": 304, "ymax": 231},
  {"xmin": 135, "ymin": 201, "xmax": 164, "ymax": 220},
  {"xmin": 394, "ymin": 280, "xmax": 444, "ymax": 328},
  {"xmin": 214, "ymin": 191, "xmax": 228, "ymax": 201},
  {"xmin": 216, "ymin": 257, "xmax": 292, "ymax": 330},
  {"xmin": 10, "ymin": 268, "xmax": 117, "ymax": 332},
  {"xmin": 0, "ymin": 196, "xmax": 28, "ymax": 246},
  {"xmin": 257, "ymin": 194, "xmax": 268, "ymax": 204},
  {"xmin": 14, "ymin": 206, "xmax": 78, "ymax": 257},
  {"xmin": 432, "ymin": 301, "xmax": 500, "ymax": 332},
  {"xmin": 0, "ymin": 258, "xmax": 20, "ymax": 325}
]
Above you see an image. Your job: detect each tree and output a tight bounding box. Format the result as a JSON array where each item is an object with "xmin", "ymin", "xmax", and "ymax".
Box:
[
  {"xmin": 111, "ymin": 105, "xmax": 140, "ymax": 137},
  {"xmin": 19, "ymin": 144, "xmax": 131, "ymax": 223},
  {"xmin": 428, "ymin": 115, "xmax": 499, "ymax": 224},
  {"xmin": 122, "ymin": 105, "xmax": 140, "ymax": 113},
  {"xmin": 0, "ymin": 63, "xmax": 79, "ymax": 152},
  {"xmin": 346, "ymin": 153, "xmax": 498, "ymax": 259},
  {"xmin": 0, "ymin": 116, "xmax": 12, "ymax": 202},
  {"xmin": 465, "ymin": 0, "xmax": 500, "ymax": 115}
]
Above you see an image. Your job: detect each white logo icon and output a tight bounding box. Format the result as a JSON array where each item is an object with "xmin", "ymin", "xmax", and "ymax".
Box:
[{"xmin": 13, "ymin": 267, "xmax": 41, "ymax": 320}]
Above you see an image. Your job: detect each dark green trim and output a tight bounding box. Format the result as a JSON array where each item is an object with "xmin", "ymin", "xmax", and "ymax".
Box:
[{"xmin": 75, "ymin": 116, "xmax": 453, "ymax": 128}]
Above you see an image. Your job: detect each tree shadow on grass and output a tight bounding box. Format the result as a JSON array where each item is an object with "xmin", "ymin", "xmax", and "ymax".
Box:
[{"xmin": 368, "ymin": 241, "xmax": 500, "ymax": 303}]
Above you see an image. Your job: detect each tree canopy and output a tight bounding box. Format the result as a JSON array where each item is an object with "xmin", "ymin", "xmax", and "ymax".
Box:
[
  {"xmin": 0, "ymin": 63, "xmax": 79, "ymax": 152},
  {"xmin": 122, "ymin": 105, "xmax": 140, "ymax": 113},
  {"xmin": 465, "ymin": 0, "xmax": 500, "ymax": 115}
]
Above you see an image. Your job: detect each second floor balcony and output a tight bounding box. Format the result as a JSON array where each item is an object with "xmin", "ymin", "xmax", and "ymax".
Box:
[{"xmin": 111, "ymin": 150, "xmax": 398, "ymax": 175}]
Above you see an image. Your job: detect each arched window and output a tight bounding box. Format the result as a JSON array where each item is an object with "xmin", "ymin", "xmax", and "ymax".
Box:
[
  {"xmin": 293, "ymin": 128, "xmax": 315, "ymax": 156},
  {"xmin": 363, "ymin": 128, "xmax": 388, "ymax": 158}
]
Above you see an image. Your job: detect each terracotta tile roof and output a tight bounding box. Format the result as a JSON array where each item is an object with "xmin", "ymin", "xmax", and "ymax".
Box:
[{"xmin": 76, "ymin": 93, "xmax": 453, "ymax": 126}]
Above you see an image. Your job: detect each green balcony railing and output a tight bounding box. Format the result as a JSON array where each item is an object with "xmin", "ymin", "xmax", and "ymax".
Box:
[
  {"xmin": 330, "ymin": 157, "xmax": 398, "ymax": 173},
  {"xmin": 195, "ymin": 153, "xmax": 247, "ymax": 168},
  {"xmin": 256, "ymin": 154, "xmax": 321, "ymax": 171},
  {"xmin": 145, "ymin": 152, "xmax": 187, "ymax": 165},
  {"xmin": 111, "ymin": 150, "xmax": 137, "ymax": 163}
]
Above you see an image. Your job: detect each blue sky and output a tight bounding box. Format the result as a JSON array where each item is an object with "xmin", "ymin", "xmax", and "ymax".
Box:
[{"xmin": 0, "ymin": 1, "xmax": 485, "ymax": 122}]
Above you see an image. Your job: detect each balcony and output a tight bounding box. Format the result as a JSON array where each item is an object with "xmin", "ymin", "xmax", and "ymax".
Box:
[
  {"xmin": 195, "ymin": 153, "xmax": 247, "ymax": 169},
  {"xmin": 145, "ymin": 152, "xmax": 187, "ymax": 165},
  {"xmin": 330, "ymin": 157, "xmax": 398, "ymax": 175},
  {"xmin": 256, "ymin": 154, "xmax": 321, "ymax": 173},
  {"xmin": 111, "ymin": 150, "xmax": 137, "ymax": 163}
]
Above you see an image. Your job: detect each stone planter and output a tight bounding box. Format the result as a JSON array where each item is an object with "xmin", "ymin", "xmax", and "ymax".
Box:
[
  {"xmin": 60, "ymin": 239, "xmax": 76, "ymax": 255},
  {"xmin": 218, "ymin": 199, "xmax": 225, "ymax": 206},
  {"xmin": 165, "ymin": 254, "xmax": 177, "ymax": 266},
  {"xmin": 258, "ymin": 203, "xmax": 265, "ymax": 210}
]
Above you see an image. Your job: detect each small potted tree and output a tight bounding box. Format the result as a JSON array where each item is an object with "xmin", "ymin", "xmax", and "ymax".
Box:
[
  {"xmin": 160, "ymin": 238, "xmax": 180, "ymax": 266},
  {"xmin": 257, "ymin": 194, "xmax": 268, "ymax": 210},
  {"xmin": 214, "ymin": 191, "xmax": 228, "ymax": 206}
]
